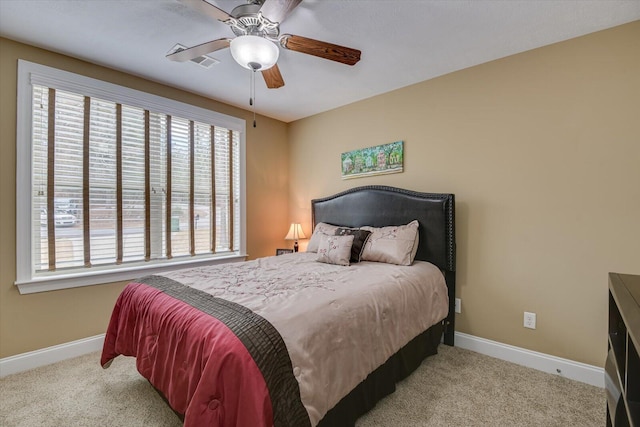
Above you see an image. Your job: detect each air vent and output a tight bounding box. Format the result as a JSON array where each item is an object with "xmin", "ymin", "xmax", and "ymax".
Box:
[
  {"xmin": 189, "ymin": 55, "xmax": 219, "ymax": 68},
  {"xmin": 169, "ymin": 44, "xmax": 220, "ymax": 69}
]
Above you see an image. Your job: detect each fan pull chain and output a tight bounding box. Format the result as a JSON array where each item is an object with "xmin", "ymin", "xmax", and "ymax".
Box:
[
  {"xmin": 250, "ymin": 69, "xmax": 257, "ymax": 128},
  {"xmin": 249, "ymin": 68, "xmax": 254, "ymax": 107}
]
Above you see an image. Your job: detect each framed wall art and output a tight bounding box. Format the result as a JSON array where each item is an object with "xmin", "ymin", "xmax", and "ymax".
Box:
[
  {"xmin": 341, "ymin": 140, "xmax": 404, "ymax": 179},
  {"xmin": 276, "ymin": 248, "xmax": 294, "ymax": 256}
]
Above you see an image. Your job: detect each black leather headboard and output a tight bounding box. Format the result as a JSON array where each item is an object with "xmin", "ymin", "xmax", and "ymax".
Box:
[{"xmin": 311, "ymin": 185, "xmax": 455, "ymax": 272}]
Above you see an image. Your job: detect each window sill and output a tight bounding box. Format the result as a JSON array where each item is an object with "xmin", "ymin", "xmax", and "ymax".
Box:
[{"xmin": 15, "ymin": 253, "xmax": 248, "ymax": 294}]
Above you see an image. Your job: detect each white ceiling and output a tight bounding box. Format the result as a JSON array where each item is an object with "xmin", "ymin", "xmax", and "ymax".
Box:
[{"xmin": 1, "ymin": 1, "xmax": 639, "ymax": 123}]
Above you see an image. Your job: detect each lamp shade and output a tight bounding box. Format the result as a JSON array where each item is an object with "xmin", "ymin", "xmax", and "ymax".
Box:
[
  {"xmin": 230, "ymin": 35, "xmax": 279, "ymax": 71},
  {"xmin": 284, "ymin": 223, "xmax": 306, "ymax": 241}
]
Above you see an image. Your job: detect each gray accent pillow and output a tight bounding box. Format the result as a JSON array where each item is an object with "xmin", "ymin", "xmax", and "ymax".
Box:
[{"xmin": 335, "ymin": 228, "xmax": 372, "ymax": 263}]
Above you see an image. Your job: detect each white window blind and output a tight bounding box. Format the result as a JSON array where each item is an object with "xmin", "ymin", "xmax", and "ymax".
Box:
[{"xmin": 16, "ymin": 60, "xmax": 246, "ymax": 294}]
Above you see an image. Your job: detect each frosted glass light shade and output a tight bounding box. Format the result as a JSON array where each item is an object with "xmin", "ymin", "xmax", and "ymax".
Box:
[{"xmin": 230, "ymin": 35, "xmax": 279, "ymax": 71}]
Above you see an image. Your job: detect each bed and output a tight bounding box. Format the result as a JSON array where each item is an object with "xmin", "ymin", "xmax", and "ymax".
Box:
[{"xmin": 101, "ymin": 185, "xmax": 456, "ymax": 427}]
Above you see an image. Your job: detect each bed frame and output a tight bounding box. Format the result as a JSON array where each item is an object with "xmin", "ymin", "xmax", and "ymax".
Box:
[{"xmin": 312, "ymin": 185, "xmax": 456, "ymax": 426}]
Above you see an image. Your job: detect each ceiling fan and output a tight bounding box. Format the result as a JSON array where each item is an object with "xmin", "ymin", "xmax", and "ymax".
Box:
[{"xmin": 167, "ymin": 0, "xmax": 362, "ymax": 89}]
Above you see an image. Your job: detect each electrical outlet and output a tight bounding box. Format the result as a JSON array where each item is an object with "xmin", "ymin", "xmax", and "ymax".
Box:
[
  {"xmin": 455, "ymin": 298, "xmax": 461, "ymax": 313},
  {"xmin": 524, "ymin": 312, "xmax": 536, "ymax": 329}
]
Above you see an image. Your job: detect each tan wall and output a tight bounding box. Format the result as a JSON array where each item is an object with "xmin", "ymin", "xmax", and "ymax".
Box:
[
  {"xmin": 288, "ymin": 22, "xmax": 640, "ymax": 367},
  {"xmin": 0, "ymin": 38, "xmax": 290, "ymax": 358}
]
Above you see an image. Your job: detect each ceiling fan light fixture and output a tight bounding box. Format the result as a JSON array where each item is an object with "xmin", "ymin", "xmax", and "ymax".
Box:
[{"xmin": 230, "ymin": 35, "xmax": 279, "ymax": 71}]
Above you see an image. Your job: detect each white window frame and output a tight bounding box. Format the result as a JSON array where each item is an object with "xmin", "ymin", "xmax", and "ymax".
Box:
[{"xmin": 15, "ymin": 60, "xmax": 247, "ymax": 294}]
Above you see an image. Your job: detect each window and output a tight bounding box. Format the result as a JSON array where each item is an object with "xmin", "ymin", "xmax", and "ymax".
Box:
[{"xmin": 16, "ymin": 60, "xmax": 246, "ymax": 294}]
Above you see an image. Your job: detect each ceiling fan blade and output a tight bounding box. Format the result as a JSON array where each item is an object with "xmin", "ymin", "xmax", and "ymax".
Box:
[
  {"xmin": 177, "ymin": 0, "xmax": 232, "ymax": 23},
  {"xmin": 262, "ymin": 64, "xmax": 285, "ymax": 89},
  {"xmin": 166, "ymin": 38, "xmax": 231, "ymax": 62},
  {"xmin": 259, "ymin": 0, "xmax": 302, "ymax": 24},
  {"xmin": 280, "ymin": 34, "xmax": 361, "ymax": 66}
]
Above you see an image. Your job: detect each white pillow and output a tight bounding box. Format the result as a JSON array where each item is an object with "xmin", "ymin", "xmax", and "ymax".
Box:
[
  {"xmin": 306, "ymin": 222, "xmax": 341, "ymax": 253},
  {"xmin": 316, "ymin": 235, "xmax": 354, "ymax": 266},
  {"xmin": 360, "ymin": 220, "xmax": 420, "ymax": 266}
]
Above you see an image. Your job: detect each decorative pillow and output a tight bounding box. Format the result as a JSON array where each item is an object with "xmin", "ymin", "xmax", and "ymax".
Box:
[
  {"xmin": 360, "ymin": 220, "xmax": 420, "ymax": 266},
  {"xmin": 335, "ymin": 227, "xmax": 372, "ymax": 263},
  {"xmin": 316, "ymin": 234, "xmax": 354, "ymax": 266},
  {"xmin": 306, "ymin": 222, "xmax": 341, "ymax": 253}
]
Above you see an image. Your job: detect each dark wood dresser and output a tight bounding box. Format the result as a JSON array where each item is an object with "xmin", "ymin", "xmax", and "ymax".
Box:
[{"xmin": 607, "ymin": 273, "xmax": 640, "ymax": 427}]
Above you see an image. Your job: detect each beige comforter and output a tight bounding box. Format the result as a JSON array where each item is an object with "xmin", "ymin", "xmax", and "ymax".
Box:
[{"xmin": 161, "ymin": 252, "xmax": 448, "ymax": 426}]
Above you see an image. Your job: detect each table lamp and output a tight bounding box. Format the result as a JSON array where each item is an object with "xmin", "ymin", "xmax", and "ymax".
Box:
[{"xmin": 285, "ymin": 223, "xmax": 306, "ymax": 252}]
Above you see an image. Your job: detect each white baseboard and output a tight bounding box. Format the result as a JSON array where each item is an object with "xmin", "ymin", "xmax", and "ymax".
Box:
[
  {"xmin": 0, "ymin": 334, "xmax": 105, "ymax": 378},
  {"xmin": 0, "ymin": 331, "xmax": 604, "ymax": 388},
  {"xmin": 454, "ymin": 331, "xmax": 604, "ymax": 388}
]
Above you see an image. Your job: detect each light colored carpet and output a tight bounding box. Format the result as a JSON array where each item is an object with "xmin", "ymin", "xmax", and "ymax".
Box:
[{"xmin": 0, "ymin": 345, "xmax": 604, "ymax": 426}]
